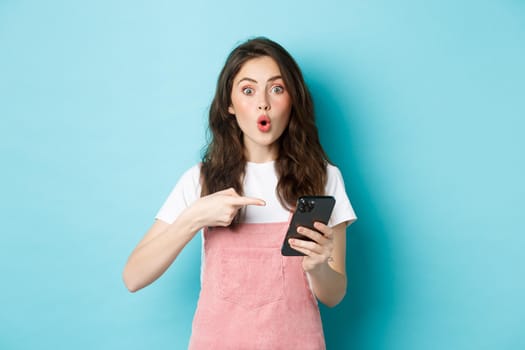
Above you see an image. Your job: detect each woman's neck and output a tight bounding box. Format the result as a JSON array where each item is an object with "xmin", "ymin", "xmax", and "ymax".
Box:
[{"xmin": 244, "ymin": 144, "xmax": 278, "ymax": 163}]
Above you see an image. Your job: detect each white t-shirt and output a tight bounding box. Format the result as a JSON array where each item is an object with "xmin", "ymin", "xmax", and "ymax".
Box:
[{"xmin": 156, "ymin": 161, "xmax": 357, "ymax": 227}]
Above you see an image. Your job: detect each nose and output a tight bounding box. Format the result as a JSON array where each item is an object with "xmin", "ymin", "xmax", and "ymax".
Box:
[{"xmin": 258, "ymin": 95, "xmax": 270, "ymax": 111}]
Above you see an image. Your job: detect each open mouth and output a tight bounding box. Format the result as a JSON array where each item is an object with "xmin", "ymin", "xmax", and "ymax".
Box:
[{"xmin": 257, "ymin": 115, "xmax": 271, "ymax": 132}]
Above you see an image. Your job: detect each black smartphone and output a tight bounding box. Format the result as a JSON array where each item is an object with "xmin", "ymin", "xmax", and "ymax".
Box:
[{"xmin": 281, "ymin": 196, "xmax": 336, "ymax": 256}]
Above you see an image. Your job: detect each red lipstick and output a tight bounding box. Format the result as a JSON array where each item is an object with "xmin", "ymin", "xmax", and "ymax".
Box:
[{"xmin": 257, "ymin": 115, "xmax": 271, "ymax": 132}]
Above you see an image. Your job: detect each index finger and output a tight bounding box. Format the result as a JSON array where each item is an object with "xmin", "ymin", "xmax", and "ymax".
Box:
[
  {"xmin": 313, "ymin": 222, "xmax": 333, "ymax": 237},
  {"xmin": 230, "ymin": 196, "xmax": 266, "ymax": 207}
]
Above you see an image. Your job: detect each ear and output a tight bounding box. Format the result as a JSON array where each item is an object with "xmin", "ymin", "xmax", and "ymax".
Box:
[{"xmin": 228, "ymin": 105, "xmax": 235, "ymax": 115}]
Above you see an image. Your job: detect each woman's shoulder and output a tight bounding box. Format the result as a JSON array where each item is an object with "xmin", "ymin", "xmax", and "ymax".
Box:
[
  {"xmin": 324, "ymin": 163, "xmax": 357, "ymax": 226},
  {"xmin": 324, "ymin": 162, "xmax": 348, "ymax": 196},
  {"xmin": 155, "ymin": 163, "xmax": 202, "ymax": 224},
  {"xmin": 165, "ymin": 163, "xmax": 202, "ymax": 200},
  {"xmin": 326, "ymin": 163, "xmax": 344, "ymax": 180},
  {"xmin": 169, "ymin": 162, "xmax": 199, "ymax": 184},
  {"xmin": 183, "ymin": 163, "xmax": 202, "ymax": 179}
]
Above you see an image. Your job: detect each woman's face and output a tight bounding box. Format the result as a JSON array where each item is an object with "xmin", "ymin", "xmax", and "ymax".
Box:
[{"xmin": 228, "ymin": 56, "xmax": 292, "ymax": 162}]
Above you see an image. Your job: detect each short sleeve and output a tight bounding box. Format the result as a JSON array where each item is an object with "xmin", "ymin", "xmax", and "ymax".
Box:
[
  {"xmin": 325, "ymin": 165, "xmax": 357, "ymax": 227},
  {"xmin": 155, "ymin": 164, "xmax": 202, "ymax": 224}
]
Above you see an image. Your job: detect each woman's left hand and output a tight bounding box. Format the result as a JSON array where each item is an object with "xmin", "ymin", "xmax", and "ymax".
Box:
[{"xmin": 288, "ymin": 222, "xmax": 334, "ymax": 272}]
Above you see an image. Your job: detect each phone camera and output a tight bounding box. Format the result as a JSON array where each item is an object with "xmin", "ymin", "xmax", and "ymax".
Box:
[
  {"xmin": 298, "ymin": 198, "xmax": 307, "ymax": 212},
  {"xmin": 298, "ymin": 198, "xmax": 315, "ymax": 212}
]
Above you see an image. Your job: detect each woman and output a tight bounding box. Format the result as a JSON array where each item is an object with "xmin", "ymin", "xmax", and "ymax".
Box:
[{"xmin": 123, "ymin": 37, "xmax": 357, "ymax": 349}]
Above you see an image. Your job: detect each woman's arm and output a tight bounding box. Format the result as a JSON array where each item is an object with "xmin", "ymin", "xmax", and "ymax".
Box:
[
  {"xmin": 288, "ymin": 221, "xmax": 348, "ymax": 307},
  {"xmin": 122, "ymin": 209, "xmax": 201, "ymax": 293},
  {"xmin": 122, "ymin": 188, "xmax": 265, "ymax": 292}
]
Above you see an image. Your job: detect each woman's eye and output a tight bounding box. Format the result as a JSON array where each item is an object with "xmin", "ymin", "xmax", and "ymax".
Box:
[
  {"xmin": 271, "ymin": 85, "xmax": 284, "ymax": 94},
  {"xmin": 242, "ymin": 87, "xmax": 254, "ymax": 95}
]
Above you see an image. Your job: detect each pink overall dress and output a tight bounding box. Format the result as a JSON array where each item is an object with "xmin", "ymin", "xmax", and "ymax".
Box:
[{"xmin": 188, "ymin": 221, "xmax": 326, "ymax": 350}]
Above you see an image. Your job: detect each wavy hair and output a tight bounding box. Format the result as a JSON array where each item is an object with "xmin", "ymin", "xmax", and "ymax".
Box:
[{"xmin": 201, "ymin": 37, "xmax": 329, "ymax": 214}]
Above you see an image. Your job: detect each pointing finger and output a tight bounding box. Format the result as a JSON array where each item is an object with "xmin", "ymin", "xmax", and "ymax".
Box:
[{"xmin": 231, "ymin": 196, "xmax": 266, "ymax": 207}]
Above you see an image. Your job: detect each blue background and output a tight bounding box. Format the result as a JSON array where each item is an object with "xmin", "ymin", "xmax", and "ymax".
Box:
[{"xmin": 1, "ymin": 1, "xmax": 524, "ymax": 349}]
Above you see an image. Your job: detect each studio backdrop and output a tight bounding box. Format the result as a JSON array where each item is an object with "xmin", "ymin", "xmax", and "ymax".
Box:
[{"xmin": 1, "ymin": 1, "xmax": 524, "ymax": 349}]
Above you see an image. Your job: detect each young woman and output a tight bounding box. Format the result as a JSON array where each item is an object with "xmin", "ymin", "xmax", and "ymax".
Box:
[{"xmin": 123, "ymin": 37, "xmax": 357, "ymax": 349}]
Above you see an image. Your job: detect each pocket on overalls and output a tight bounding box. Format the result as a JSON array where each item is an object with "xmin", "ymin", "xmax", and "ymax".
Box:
[{"xmin": 218, "ymin": 247, "xmax": 284, "ymax": 309}]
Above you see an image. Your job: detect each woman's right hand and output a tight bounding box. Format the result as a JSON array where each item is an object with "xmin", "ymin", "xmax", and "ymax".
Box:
[
  {"xmin": 123, "ymin": 188, "xmax": 265, "ymax": 292},
  {"xmin": 188, "ymin": 188, "xmax": 266, "ymax": 228}
]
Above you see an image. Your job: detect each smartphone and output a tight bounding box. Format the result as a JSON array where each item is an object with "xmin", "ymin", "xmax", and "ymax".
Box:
[{"xmin": 281, "ymin": 196, "xmax": 336, "ymax": 256}]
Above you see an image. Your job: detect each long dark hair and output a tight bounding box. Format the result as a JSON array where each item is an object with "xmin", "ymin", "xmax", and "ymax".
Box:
[{"xmin": 201, "ymin": 37, "xmax": 329, "ymax": 212}]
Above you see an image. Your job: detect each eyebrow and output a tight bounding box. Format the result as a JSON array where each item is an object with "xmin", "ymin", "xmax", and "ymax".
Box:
[{"xmin": 236, "ymin": 75, "xmax": 283, "ymax": 85}]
